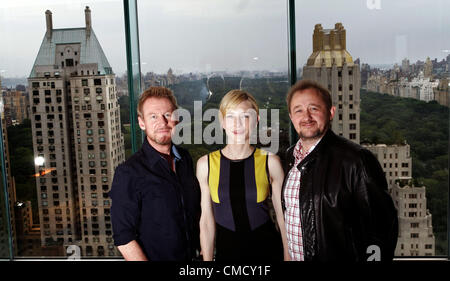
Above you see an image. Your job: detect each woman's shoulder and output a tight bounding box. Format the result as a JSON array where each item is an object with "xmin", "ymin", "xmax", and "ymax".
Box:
[{"xmin": 197, "ymin": 149, "xmax": 221, "ymax": 167}]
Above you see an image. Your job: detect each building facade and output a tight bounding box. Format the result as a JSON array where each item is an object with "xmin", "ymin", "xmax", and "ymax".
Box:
[
  {"xmin": 0, "ymin": 94, "xmax": 18, "ymax": 257},
  {"xmin": 2, "ymin": 89, "xmax": 29, "ymax": 126},
  {"xmin": 302, "ymin": 23, "xmax": 361, "ymax": 144},
  {"xmin": 433, "ymin": 78, "xmax": 449, "ymax": 107},
  {"xmin": 424, "ymin": 57, "xmax": 433, "ymax": 78},
  {"xmin": 27, "ymin": 7, "xmax": 124, "ymax": 257},
  {"xmin": 367, "ymin": 72, "xmax": 439, "ymax": 103},
  {"xmin": 391, "ymin": 183, "xmax": 435, "ymax": 256},
  {"xmin": 0, "ymin": 77, "xmax": 14, "ymax": 258},
  {"xmin": 363, "ymin": 143, "xmax": 412, "ymax": 188},
  {"xmin": 363, "ymin": 143, "xmax": 435, "ymax": 256}
]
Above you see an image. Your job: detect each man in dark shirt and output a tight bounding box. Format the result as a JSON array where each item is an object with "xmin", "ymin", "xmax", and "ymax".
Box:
[{"xmin": 109, "ymin": 86, "xmax": 200, "ymax": 261}]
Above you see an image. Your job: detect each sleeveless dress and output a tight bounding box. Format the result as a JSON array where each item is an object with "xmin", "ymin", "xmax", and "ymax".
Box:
[{"xmin": 208, "ymin": 148, "xmax": 283, "ymax": 261}]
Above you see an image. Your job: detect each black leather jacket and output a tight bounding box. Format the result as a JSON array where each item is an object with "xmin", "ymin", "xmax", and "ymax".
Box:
[{"xmin": 281, "ymin": 129, "xmax": 398, "ymax": 261}]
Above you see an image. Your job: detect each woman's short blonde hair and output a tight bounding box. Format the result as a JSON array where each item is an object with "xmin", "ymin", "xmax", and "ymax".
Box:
[{"xmin": 219, "ymin": 89, "xmax": 259, "ymax": 118}]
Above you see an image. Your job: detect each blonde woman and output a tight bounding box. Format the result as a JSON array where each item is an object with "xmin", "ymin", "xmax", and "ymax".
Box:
[{"xmin": 196, "ymin": 90, "xmax": 289, "ymax": 261}]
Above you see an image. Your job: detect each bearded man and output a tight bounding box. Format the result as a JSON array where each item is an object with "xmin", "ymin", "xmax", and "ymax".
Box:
[{"xmin": 282, "ymin": 80, "xmax": 398, "ymax": 261}]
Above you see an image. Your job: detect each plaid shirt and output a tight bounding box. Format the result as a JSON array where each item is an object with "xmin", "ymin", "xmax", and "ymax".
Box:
[{"xmin": 284, "ymin": 138, "xmax": 321, "ymax": 261}]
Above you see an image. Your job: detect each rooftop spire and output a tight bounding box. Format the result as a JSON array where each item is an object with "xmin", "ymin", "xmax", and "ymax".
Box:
[
  {"xmin": 85, "ymin": 6, "xmax": 91, "ymax": 37},
  {"xmin": 45, "ymin": 10, "xmax": 52, "ymax": 40}
]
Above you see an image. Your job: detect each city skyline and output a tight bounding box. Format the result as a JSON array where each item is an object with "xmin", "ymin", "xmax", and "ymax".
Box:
[
  {"xmin": 0, "ymin": 5, "xmax": 447, "ymax": 257},
  {"xmin": 1, "ymin": 0, "xmax": 449, "ymax": 78}
]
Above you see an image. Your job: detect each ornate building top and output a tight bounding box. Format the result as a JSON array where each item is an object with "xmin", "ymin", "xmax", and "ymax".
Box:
[{"xmin": 306, "ymin": 23, "xmax": 355, "ymax": 68}]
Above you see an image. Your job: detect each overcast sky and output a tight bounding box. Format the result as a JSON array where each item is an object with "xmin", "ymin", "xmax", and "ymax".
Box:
[{"xmin": 1, "ymin": 0, "xmax": 449, "ymax": 78}]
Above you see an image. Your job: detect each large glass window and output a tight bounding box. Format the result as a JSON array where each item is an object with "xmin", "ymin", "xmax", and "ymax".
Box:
[
  {"xmin": 296, "ymin": 0, "xmax": 449, "ymax": 257},
  {"xmin": 0, "ymin": 0, "xmax": 448, "ymax": 261},
  {"xmin": 138, "ymin": 0, "xmax": 290, "ymax": 164}
]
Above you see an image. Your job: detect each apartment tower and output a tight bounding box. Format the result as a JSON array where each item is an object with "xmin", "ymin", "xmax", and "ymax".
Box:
[
  {"xmin": 363, "ymin": 143, "xmax": 435, "ymax": 256},
  {"xmin": 303, "ymin": 23, "xmax": 361, "ymax": 143},
  {"xmin": 28, "ymin": 7, "xmax": 125, "ymax": 257}
]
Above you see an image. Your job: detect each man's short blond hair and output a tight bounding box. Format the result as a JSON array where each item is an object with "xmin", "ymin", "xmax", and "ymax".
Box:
[
  {"xmin": 137, "ymin": 86, "xmax": 178, "ymax": 117},
  {"xmin": 219, "ymin": 89, "xmax": 259, "ymax": 118}
]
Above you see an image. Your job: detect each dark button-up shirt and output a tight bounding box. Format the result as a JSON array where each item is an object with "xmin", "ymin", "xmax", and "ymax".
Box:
[{"xmin": 109, "ymin": 138, "xmax": 201, "ymax": 261}]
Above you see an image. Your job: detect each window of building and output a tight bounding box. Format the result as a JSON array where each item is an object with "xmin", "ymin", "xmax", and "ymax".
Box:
[
  {"xmin": 65, "ymin": 59, "xmax": 74, "ymax": 67},
  {"xmin": 94, "ymin": 79, "xmax": 102, "ymax": 86}
]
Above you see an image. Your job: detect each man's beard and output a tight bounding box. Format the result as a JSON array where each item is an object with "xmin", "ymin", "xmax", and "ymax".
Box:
[
  {"xmin": 299, "ymin": 121, "xmax": 330, "ymax": 141},
  {"xmin": 148, "ymin": 130, "xmax": 172, "ymax": 145}
]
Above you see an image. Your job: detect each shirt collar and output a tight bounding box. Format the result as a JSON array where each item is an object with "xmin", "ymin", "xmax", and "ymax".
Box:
[
  {"xmin": 171, "ymin": 145, "xmax": 182, "ymax": 161},
  {"xmin": 142, "ymin": 137, "xmax": 182, "ymax": 165},
  {"xmin": 293, "ymin": 137, "xmax": 323, "ymax": 162}
]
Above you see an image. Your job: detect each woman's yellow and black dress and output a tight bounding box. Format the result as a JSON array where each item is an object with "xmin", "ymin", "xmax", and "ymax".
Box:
[{"xmin": 208, "ymin": 148, "xmax": 283, "ymax": 261}]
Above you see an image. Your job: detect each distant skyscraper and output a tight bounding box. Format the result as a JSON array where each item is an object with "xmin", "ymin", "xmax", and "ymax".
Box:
[
  {"xmin": 402, "ymin": 58, "xmax": 410, "ymax": 74},
  {"xmin": 433, "ymin": 78, "xmax": 449, "ymax": 107},
  {"xmin": 0, "ymin": 76, "xmax": 11, "ymax": 258},
  {"xmin": 28, "ymin": 7, "xmax": 125, "ymax": 257},
  {"xmin": 447, "ymin": 54, "xmax": 450, "ymax": 72},
  {"xmin": 2, "ymin": 89, "xmax": 29, "ymax": 126},
  {"xmin": 0, "ymin": 94, "xmax": 18, "ymax": 257},
  {"xmin": 363, "ymin": 143, "xmax": 435, "ymax": 257},
  {"xmin": 302, "ymin": 23, "xmax": 361, "ymax": 143},
  {"xmin": 424, "ymin": 57, "xmax": 433, "ymax": 78}
]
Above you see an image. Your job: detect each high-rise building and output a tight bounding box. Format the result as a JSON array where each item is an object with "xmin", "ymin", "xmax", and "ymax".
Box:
[
  {"xmin": 360, "ymin": 63, "xmax": 370, "ymax": 89},
  {"xmin": 27, "ymin": 7, "xmax": 125, "ymax": 257},
  {"xmin": 363, "ymin": 143, "xmax": 435, "ymax": 256},
  {"xmin": 390, "ymin": 183, "xmax": 435, "ymax": 256},
  {"xmin": 0, "ymin": 76, "xmax": 10, "ymax": 259},
  {"xmin": 14, "ymin": 201, "xmax": 64, "ymax": 256},
  {"xmin": 0, "ymin": 93, "xmax": 18, "ymax": 257},
  {"xmin": 433, "ymin": 78, "xmax": 449, "ymax": 108},
  {"xmin": 302, "ymin": 23, "xmax": 361, "ymax": 143},
  {"xmin": 401, "ymin": 58, "xmax": 410, "ymax": 74},
  {"xmin": 2, "ymin": 89, "xmax": 29, "ymax": 126},
  {"xmin": 424, "ymin": 57, "xmax": 433, "ymax": 78},
  {"xmin": 447, "ymin": 54, "xmax": 450, "ymax": 72},
  {"xmin": 362, "ymin": 143, "xmax": 412, "ymax": 189}
]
